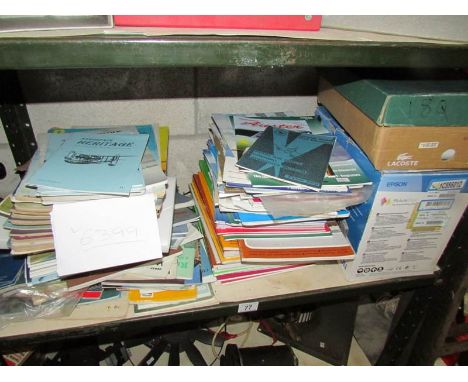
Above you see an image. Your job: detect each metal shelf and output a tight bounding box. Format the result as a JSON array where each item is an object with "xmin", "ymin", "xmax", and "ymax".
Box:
[
  {"xmin": 0, "ymin": 272, "xmax": 435, "ymax": 352},
  {"xmin": 0, "ymin": 28, "xmax": 466, "ymax": 364},
  {"xmin": 0, "ymin": 34, "xmax": 467, "ymax": 69}
]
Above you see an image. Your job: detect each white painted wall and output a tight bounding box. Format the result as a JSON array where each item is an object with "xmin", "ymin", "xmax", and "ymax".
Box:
[{"xmin": 322, "ymin": 16, "xmax": 468, "ymax": 42}]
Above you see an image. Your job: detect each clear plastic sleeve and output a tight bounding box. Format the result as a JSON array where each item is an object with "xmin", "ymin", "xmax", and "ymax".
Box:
[
  {"xmin": 259, "ymin": 186, "xmax": 373, "ymax": 217},
  {"xmin": 0, "ymin": 281, "xmax": 82, "ymax": 329}
]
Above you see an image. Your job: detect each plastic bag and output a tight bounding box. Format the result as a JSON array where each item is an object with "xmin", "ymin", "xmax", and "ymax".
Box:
[
  {"xmin": 0, "ymin": 281, "xmax": 83, "ymax": 329},
  {"xmin": 259, "ymin": 185, "xmax": 374, "ymax": 217}
]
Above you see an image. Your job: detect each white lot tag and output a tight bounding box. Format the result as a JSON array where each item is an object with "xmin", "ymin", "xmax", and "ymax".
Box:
[
  {"xmin": 238, "ymin": 301, "xmax": 259, "ymax": 313},
  {"xmin": 51, "ymin": 194, "xmax": 162, "ymax": 277}
]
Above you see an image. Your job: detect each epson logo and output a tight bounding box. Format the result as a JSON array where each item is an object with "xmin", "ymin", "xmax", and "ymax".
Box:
[
  {"xmin": 357, "ymin": 266, "xmax": 384, "ymax": 274},
  {"xmin": 386, "ymin": 181, "xmax": 407, "ymax": 188}
]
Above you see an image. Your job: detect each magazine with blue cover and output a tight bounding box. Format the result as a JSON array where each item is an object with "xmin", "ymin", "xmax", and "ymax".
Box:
[
  {"xmin": 48, "ymin": 124, "xmax": 160, "ymax": 166},
  {"xmin": 236, "ymin": 126, "xmax": 336, "ymax": 190},
  {"xmin": 28, "ymin": 132, "xmax": 149, "ymax": 195},
  {"xmin": 0, "ymin": 251, "xmax": 25, "ymax": 289}
]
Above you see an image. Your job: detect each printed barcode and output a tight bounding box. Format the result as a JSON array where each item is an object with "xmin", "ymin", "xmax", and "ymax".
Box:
[
  {"xmin": 426, "ymin": 221, "xmax": 443, "ymax": 225},
  {"xmin": 425, "ymin": 200, "xmax": 452, "ymax": 207},
  {"xmin": 418, "ymin": 142, "xmax": 439, "ymax": 149}
]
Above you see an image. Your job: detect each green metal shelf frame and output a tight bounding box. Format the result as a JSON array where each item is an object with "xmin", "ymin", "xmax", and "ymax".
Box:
[{"xmin": 0, "ymin": 35, "xmax": 468, "ymax": 69}]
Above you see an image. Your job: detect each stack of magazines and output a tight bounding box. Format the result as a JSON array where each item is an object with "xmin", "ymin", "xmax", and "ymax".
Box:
[
  {"xmin": 190, "ymin": 110, "xmax": 373, "ymax": 283},
  {"xmin": 4, "ymin": 124, "xmax": 171, "ymax": 290}
]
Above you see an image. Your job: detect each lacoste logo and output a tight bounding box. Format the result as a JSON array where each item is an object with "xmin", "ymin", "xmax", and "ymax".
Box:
[
  {"xmin": 387, "ymin": 152, "xmax": 419, "ymax": 167},
  {"xmin": 396, "ymin": 153, "xmax": 412, "ymax": 161}
]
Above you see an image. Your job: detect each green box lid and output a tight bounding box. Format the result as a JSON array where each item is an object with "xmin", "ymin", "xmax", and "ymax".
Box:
[{"xmin": 320, "ymin": 69, "xmax": 468, "ymax": 127}]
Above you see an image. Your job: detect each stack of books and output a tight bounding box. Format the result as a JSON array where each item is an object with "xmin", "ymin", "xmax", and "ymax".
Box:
[
  {"xmin": 190, "ymin": 111, "xmax": 373, "ymax": 283},
  {"xmin": 82, "ymin": 192, "xmax": 219, "ymax": 315},
  {"xmin": 1, "ymin": 124, "xmax": 216, "ymax": 316},
  {"xmin": 3, "ymin": 124, "xmax": 172, "ymax": 291}
]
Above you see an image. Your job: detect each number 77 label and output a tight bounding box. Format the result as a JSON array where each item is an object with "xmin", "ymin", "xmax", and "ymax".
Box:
[{"xmin": 238, "ymin": 301, "xmax": 259, "ymax": 313}]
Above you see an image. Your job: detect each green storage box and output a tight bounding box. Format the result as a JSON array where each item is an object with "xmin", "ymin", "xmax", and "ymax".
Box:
[{"xmin": 320, "ymin": 69, "xmax": 468, "ymax": 127}]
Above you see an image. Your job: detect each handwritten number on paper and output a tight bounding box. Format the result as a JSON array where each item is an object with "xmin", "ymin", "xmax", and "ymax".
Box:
[{"xmin": 76, "ymin": 225, "xmax": 139, "ymax": 249}]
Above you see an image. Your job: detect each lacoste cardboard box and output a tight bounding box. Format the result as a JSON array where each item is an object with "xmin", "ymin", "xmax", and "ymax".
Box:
[
  {"xmin": 318, "ymin": 76, "xmax": 468, "ymax": 171},
  {"xmin": 317, "ymin": 106, "xmax": 468, "ymax": 281}
]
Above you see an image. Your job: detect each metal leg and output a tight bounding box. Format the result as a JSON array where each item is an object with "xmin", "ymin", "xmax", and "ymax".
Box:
[
  {"xmin": 407, "ymin": 212, "xmax": 468, "ymax": 365},
  {"xmin": 375, "ymin": 288, "xmax": 433, "ymax": 365},
  {"xmin": 138, "ymin": 338, "xmax": 168, "ymax": 366},
  {"xmin": 184, "ymin": 341, "xmax": 208, "ymax": 366},
  {"xmin": 168, "ymin": 342, "xmax": 180, "ymax": 366},
  {"xmin": 377, "ymin": 211, "xmax": 467, "ymax": 365},
  {"xmin": 0, "ymin": 70, "xmax": 36, "ymax": 168}
]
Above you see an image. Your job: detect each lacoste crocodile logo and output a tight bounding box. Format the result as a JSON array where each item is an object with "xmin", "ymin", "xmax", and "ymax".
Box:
[{"xmin": 396, "ymin": 153, "xmax": 412, "ymax": 161}]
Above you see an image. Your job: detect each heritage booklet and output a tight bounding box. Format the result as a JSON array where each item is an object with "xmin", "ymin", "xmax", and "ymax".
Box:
[{"xmin": 27, "ymin": 132, "xmax": 148, "ymax": 195}]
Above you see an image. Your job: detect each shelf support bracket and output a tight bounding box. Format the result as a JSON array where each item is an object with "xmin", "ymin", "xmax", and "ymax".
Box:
[
  {"xmin": 0, "ymin": 70, "xmax": 37, "ymax": 168},
  {"xmin": 377, "ymin": 211, "xmax": 467, "ymax": 365}
]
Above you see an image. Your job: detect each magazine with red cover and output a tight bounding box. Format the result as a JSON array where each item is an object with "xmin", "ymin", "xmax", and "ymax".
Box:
[{"xmin": 113, "ymin": 15, "xmax": 322, "ymax": 31}]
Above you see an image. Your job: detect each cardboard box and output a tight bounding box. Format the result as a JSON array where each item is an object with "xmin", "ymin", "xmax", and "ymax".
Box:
[
  {"xmin": 319, "ymin": 69, "xmax": 468, "ymax": 127},
  {"xmin": 317, "ymin": 106, "xmax": 468, "ymax": 281},
  {"xmin": 318, "ymin": 78, "xmax": 468, "ymax": 170}
]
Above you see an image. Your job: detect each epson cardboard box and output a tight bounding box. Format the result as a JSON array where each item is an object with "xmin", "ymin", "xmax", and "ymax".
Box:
[{"xmin": 317, "ymin": 106, "xmax": 468, "ymax": 281}]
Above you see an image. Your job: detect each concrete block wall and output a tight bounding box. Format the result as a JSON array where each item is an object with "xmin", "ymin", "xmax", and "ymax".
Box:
[{"xmin": 0, "ymin": 67, "xmax": 318, "ymax": 195}]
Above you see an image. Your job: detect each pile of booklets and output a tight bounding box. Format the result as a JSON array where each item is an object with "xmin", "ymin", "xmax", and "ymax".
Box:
[
  {"xmin": 0, "ymin": 112, "xmax": 375, "ymax": 318},
  {"xmin": 2, "ymin": 124, "xmax": 172, "ymax": 292},
  {"xmin": 0, "ymin": 122, "xmax": 219, "ymax": 317},
  {"xmin": 190, "ymin": 112, "xmax": 373, "ymax": 283},
  {"xmin": 98, "ymin": 210, "xmax": 219, "ymax": 313}
]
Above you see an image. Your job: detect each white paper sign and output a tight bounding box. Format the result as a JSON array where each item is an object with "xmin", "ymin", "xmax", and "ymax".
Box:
[{"xmin": 51, "ymin": 194, "xmax": 162, "ymax": 277}]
